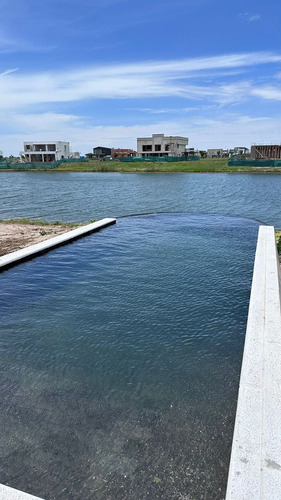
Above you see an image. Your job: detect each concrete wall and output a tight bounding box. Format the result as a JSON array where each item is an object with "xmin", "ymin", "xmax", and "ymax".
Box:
[
  {"xmin": 137, "ymin": 134, "xmax": 188, "ymax": 157},
  {"xmin": 226, "ymin": 226, "xmax": 281, "ymax": 499}
]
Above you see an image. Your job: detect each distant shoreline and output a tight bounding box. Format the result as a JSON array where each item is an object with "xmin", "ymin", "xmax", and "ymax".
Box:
[{"xmin": 1, "ymin": 157, "xmax": 281, "ymax": 174}]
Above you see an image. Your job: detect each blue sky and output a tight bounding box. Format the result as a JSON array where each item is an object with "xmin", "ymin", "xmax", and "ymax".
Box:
[{"xmin": 1, "ymin": 0, "xmax": 281, "ymax": 155}]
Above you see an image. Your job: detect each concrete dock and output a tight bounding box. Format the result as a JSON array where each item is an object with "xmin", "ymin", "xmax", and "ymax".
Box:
[
  {"xmin": 0, "ymin": 218, "xmax": 116, "ymax": 271},
  {"xmin": 226, "ymin": 226, "xmax": 281, "ymax": 499},
  {"xmin": 0, "ymin": 484, "xmax": 43, "ymax": 500}
]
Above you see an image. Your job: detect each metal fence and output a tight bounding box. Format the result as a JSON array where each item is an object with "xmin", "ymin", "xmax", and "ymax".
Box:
[
  {"xmin": 120, "ymin": 156, "xmax": 200, "ymax": 162},
  {"xmin": 0, "ymin": 158, "xmax": 89, "ymax": 170},
  {"xmin": 228, "ymin": 157, "xmax": 281, "ymax": 167}
]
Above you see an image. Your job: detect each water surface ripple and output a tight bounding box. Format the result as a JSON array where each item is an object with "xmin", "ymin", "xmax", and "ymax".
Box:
[
  {"xmin": 0, "ymin": 214, "xmax": 259, "ymax": 499},
  {"xmin": 0, "ymin": 172, "xmax": 281, "ymax": 226}
]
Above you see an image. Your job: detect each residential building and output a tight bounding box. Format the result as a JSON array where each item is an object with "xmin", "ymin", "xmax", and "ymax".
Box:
[
  {"xmin": 184, "ymin": 148, "xmax": 200, "ymax": 158},
  {"xmin": 233, "ymin": 146, "xmax": 249, "ymax": 155},
  {"xmin": 93, "ymin": 146, "xmax": 111, "ymax": 159},
  {"xmin": 23, "ymin": 141, "xmax": 70, "ymax": 162},
  {"xmin": 111, "ymin": 148, "xmax": 137, "ymax": 158},
  {"xmin": 251, "ymin": 144, "xmax": 281, "ymax": 159},
  {"xmin": 137, "ymin": 134, "xmax": 189, "ymax": 157},
  {"xmin": 206, "ymin": 148, "xmax": 229, "ymax": 158}
]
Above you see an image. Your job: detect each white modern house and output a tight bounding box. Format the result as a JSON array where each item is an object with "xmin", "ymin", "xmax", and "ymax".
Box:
[
  {"xmin": 137, "ymin": 134, "xmax": 189, "ymax": 158},
  {"xmin": 23, "ymin": 141, "xmax": 70, "ymax": 162}
]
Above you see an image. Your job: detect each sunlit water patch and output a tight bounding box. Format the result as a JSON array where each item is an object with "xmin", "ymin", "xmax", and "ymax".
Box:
[{"xmin": 0, "ymin": 214, "xmax": 259, "ymax": 499}]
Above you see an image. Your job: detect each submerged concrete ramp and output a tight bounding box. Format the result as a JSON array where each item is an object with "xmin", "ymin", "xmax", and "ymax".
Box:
[{"xmin": 226, "ymin": 226, "xmax": 281, "ymax": 499}]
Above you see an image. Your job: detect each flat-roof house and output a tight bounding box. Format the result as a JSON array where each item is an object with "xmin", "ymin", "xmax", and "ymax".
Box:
[
  {"xmin": 23, "ymin": 141, "xmax": 70, "ymax": 162},
  {"xmin": 137, "ymin": 134, "xmax": 188, "ymax": 158},
  {"xmin": 93, "ymin": 146, "xmax": 111, "ymax": 159},
  {"xmin": 207, "ymin": 148, "xmax": 227, "ymax": 158}
]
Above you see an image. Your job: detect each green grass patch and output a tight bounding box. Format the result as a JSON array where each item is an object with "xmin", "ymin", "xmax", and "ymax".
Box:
[
  {"xmin": 275, "ymin": 230, "xmax": 281, "ymax": 254},
  {"xmin": 53, "ymin": 158, "xmax": 281, "ymax": 173},
  {"xmin": 3, "ymin": 158, "xmax": 281, "ymax": 173}
]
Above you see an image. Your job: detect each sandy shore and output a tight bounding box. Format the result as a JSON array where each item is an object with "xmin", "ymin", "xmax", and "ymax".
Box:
[{"xmin": 0, "ymin": 222, "xmax": 76, "ymax": 257}]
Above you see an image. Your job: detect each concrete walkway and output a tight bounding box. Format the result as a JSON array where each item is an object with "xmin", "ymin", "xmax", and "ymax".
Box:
[{"xmin": 226, "ymin": 226, "xmax": 281, "ymax": 499}]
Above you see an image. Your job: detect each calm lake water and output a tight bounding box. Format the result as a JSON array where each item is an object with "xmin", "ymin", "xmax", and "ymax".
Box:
[
  {"xmin": 0, "ymin": 172, "xmax": 279, "ymax": 499},
  {"xmin": 0, "ymin": 171, "xmax": 281, "ymax": 226}
]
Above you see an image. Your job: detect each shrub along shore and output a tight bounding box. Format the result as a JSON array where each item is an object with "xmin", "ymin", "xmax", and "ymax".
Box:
[{"xmin": 2, "ymin": 158, "xmax": 281, "ymax": 173}]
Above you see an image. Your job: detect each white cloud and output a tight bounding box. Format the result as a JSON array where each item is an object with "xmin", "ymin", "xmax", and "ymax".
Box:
[
  {"xmin": 0, "ymin": 51, "xmax": 280, "ymax": 110},
  {"xmin": 239, "ymin": 13, "xmax": 261, "ymax": 23},
  {"xmin": 251, "ymin": 86, "xmax": 281, "ymax": 101},
  {"xmin": 0, "ymin": 68, "xmax": 18, "ymax": 77},
  {"xmin": 185, "ymin": 115, "xmax": 281, "ymax": 149},
  {"xmin": 0, "ymin": 51, "xmax": 280, "ymax": 155}
]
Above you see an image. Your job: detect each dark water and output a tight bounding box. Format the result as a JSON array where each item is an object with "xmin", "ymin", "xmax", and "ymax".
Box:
[
  {"xmin": 0, "ymin": 214, "xmax": 259, "ymax": 499},
  {"xmin": 0, "ymin": 172, "xmax": 281, "ymax": 226}
]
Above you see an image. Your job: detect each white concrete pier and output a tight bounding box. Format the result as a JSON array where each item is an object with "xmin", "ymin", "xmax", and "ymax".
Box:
[
  {"xmin": 0, "ymin": 218, "xmax": 116, "ymax": 271},
  {"xmin": 226, "ymin": 226, "xmax": 281, "ymax": 499},
  {"xmin": 0, "ymin": 484, "xmax": 43, "ymax": 499}
]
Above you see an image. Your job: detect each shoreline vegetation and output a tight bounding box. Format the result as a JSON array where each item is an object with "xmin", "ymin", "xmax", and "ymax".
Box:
[
  {"xmin": 275, "ymin": 230, "xmax": 281, "ymax": 260},
  {"xmin": 2, "ymin": 157, "xmax": 281, "ymax": 173}
]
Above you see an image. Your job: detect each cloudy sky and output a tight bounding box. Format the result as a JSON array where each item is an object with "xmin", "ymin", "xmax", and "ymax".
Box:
[{"xmin": 1, "ymin": 0, "xmax": 281, "ymax": 155}]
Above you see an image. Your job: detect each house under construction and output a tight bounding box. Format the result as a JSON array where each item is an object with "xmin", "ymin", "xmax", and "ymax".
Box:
[{"xmin": 251, "ymin": 144, "xmax": 281, "ymax": 160}]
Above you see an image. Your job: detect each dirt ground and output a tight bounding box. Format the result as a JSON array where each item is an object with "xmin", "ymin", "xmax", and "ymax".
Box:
[{"xmin": 0, "ymin": 222, "xmax": 75, "ymax": 257}]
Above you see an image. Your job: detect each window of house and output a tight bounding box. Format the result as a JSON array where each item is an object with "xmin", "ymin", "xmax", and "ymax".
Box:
[
  {"xmin": 155, "ymin": 144, "xmax": 161, "ymax": 151},
  {"xmin": 34, "ymin": 144, "xmax": 46, "ymax": 152},
  {"xmin": 142, "ymin": 145, "xmax": 152, "ymax": 151},
  {"xmin": 165, "ymin": 144, "xmax": 170, "ymax": 151}
]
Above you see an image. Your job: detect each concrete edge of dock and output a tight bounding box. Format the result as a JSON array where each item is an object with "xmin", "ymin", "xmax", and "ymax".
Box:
[
  {"xmin": 0, "ymin": 484, "xmax": 43, "ymax": 500},
  {"xmin": 226, "ymin": 225, "xmax": 281, "ymax": 499},
  {"xmin": 0, "ymin": 217, "xmax": 116, "ymax": 271}
]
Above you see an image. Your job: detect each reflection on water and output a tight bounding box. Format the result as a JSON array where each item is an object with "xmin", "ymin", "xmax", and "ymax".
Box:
[{"xmin": 0, "ymin": 214, "xmax": 259, "ymax": 499}]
